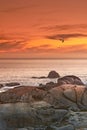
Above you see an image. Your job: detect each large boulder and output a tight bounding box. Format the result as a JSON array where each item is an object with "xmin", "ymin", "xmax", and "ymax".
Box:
[
  {"xmin": 48, "ymin": 71, "xmax": 60, "ymax": 78},
  {"xmin": 57, "ymin": 75, "xmax": 84, "ymax": 86},
  {"xmin": 44, "ymin": 84, "xmax": 78, "ymax": 110},
  {"xmin": 0, "ymin": 84, "xmax": 87, "ymax": 111},
  {"xmin": 0, "ymin": 86, "xmax": 46, "ymax": 104},
  {"xmin": 44, "ymin": 84, "xmax": 87, "ymax": 111}
]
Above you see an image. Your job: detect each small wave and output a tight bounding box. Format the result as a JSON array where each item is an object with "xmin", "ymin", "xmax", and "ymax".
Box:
[{"xmin": 0, "ymin": 78, "xmax": 57, "ymax": 93}]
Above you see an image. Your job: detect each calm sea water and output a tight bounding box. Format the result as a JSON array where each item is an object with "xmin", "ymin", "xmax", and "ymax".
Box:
[{"xmin": 0, "ymin": 59, "xmax": 87, "ymax": 92}]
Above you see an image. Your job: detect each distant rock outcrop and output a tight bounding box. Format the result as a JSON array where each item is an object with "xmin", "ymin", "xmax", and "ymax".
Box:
[
  {"xmin": 32, "ymin": 76, "xmax": 46, "ymax": 79},
  {"xmin": 32, "ymin": 70, "xmax": 60, "ymax": 79},
  {"xmin": 48, "ymin": 71, "xmax": 60, "ymax": 78},
  {"xmin": 57, "ymin": 75, "xmax": 84, "ymax": 86}
]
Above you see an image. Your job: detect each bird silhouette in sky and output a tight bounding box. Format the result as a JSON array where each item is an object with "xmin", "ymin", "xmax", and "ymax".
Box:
[{"xmin": 59, "ymin": 38, "xmax": 64, "ymax": 43}]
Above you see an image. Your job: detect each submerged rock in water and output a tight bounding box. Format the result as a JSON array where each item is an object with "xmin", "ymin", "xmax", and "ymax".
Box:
[
  {"xmin": 38, "ymin": 82, "xmax": 58, "ymax": 91},
  {"xmin": 48, "ymin": 71, "xmax": 60, "ymax": 78},
  {"xmin": 5, "ymin": 82, "xmax": 20, "ymax": 87},
  {"xmin": 0, "ymin": 84, "xmax": 4, "ymax": 88},
  {"xmin": 32, "ymin": 70, "xmax": 60, "ymax": 79},
  {"xmin": 57, "ymin": 75, "xmax": 84, "ymax": 86},
  {"xmin": 32, "ymin": 76, "xmax": 46, "ymax": 79}
]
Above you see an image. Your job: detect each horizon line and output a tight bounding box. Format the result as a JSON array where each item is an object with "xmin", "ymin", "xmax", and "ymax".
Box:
[{"xmin": 0, "ymin": 58, "xmax": 87, "ymax": 60}]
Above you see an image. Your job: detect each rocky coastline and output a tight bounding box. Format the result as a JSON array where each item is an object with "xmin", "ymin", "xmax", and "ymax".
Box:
[{"xmin": 0, "ymin": 71, "xmax": 87, "ymax": 130}]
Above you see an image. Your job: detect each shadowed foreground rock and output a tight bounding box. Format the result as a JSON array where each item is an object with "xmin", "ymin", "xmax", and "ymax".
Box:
[
  {"xmin": 46, "ymin": 124, "xmax": 75, "ymax": 130},
  {"xmin": 0, "ymin": 102, "xmax": 67, "ymax": 129},
  {"xmin": 0, "ymin": 82, "xmax": 87, "ymax": 129}
]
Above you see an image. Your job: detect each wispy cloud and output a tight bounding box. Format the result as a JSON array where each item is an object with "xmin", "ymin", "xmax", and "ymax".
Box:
[
  {"xmin": 0, "ymin": 40, "xmax": 26, "ymax": 52},
  {"xmin": 24, "ymin": 43, "xmax": 87, "ymax": 54},
  {"xmin": 40, "ymin": 24, "xmax": 87, "ymax": 32},
  {"xmin": 26, "ymin": 44, "xmax": 51, "ymax": 52},
  {"xmin": 0, "ymin": 1, "xmax": 39, "ymax": 14},
  {"xmin": 45, "ymin": 33, "xmax": 87, "ymax": 40},
  {"xmin": 0, "ymin": 33, "xmax": 28, "ymax": 52},
  {"xmin": 0, "ymin": 34, "xmax": 10, "ymax": 40},
  {"xmin": 0, "ymin": 6, "xmax": 29, "ymax": 13}
]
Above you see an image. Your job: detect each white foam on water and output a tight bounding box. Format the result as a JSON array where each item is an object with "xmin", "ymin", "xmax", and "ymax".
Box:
[{"xmin": 0, "ymin": 78, "xmax": 58, "ymax": 93}]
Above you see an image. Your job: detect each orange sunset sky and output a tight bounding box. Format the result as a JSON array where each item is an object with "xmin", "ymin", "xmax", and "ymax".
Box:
[{"xmin": 0, "ymin": 0, "xmax": 87, "ymax": 59}]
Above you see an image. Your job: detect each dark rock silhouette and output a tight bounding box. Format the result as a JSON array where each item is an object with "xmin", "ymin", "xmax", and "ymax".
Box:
[
  {"xmin": 32, "ymin": 71, "xmax": 60, "ymax": 79},
  {"xmin": 48, "ymin": 71, "xmax": 60, "ymax": 78},
  {"xmin": 5, "ymin": 82, "xmax": 20, "ymax": 87},
  {"xmin": 39, "ymin": 82, "xmax": 58, "ymax": 91},
  {"xmin": 58, "ymin": 75, "xmax": 84, "ymax": 86},
  {"xmin": 32, "ymin": 76, "xmax": 46, "ymax": 79},
  {"xmin": 0, "ymin": 84, "xmax": 3, "ymax": 88}
]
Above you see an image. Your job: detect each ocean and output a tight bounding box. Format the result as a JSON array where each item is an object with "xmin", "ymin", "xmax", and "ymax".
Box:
[{"xmin": 0, "ymin": 59, "xmax": 87, "ymax": 92}]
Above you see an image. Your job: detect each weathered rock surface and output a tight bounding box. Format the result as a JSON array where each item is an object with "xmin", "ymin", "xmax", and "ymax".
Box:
[
  {"xmin": 82, "ymin": 89, "xmax": 87, "ymax": 106},
  {"xmin": 0, "ymin": 84, "xmax": 87, "ymax": 110},
  {"xmin": 44, "ymin": 84, "xmax": 87, "ymax": 111},
  {"xmin": 48, "ymin": 71, "xmax": 60, "ymax": 78},
  {"xmin": 68, "ymin": 111, "xmax": 87, "ymax": 129},
  {"xmin": 58, "ymin": 75, "xmax": 84, "ymax": 86},
  {"xmin": 0, "ymin": 102, "xmax": 67, "ymax": 129},
  {"xmin": 0, "ymin": 78, "xmax": 86, "ymax": 130},
  {"xmin": 47, "ymin": 125, "xmax": 75, "ymax": 130},
  {"xmin": 0, "ymin": 86, "xmax": 46, "ymax": 103}
]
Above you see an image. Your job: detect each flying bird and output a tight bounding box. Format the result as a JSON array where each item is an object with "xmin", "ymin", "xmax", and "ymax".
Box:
[{"xmin": 59, "ymin": 38, "xmax": 64, "ymax": 43}]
